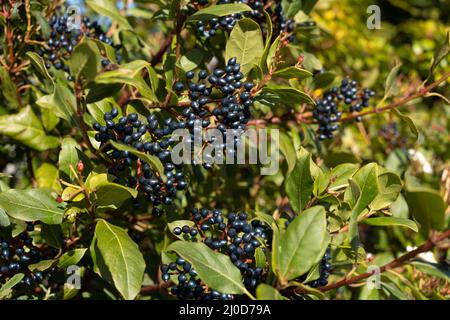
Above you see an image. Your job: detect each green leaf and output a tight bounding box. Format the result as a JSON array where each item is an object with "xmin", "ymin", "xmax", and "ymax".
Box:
[
  {"xmin": 256, "ymin": 284, "xmax": 287, "ymax": 300},
  {"xmin": 265, "ymin": 35, "xmax": 280, "ymax": 69},
  {"xmin": 254, "ymin": 210, "xmax": 277, "ymax": 231},
  {"xmin": 391, "ymin": 109, "xmax": 419, "ymax": 141},
  {"xmin": 167, "ymin": 241, "xmax": 251, "ymax": 297},
  {"xmin": 69, "ymin": 39, "xmax": 101, "ymax": 82},
  {"xmin": 28, "ymin": 259, "xmax": 58, "ymax": 272},
  {"xmin": 26, "ymin": 52, "xmax": 53, "ymax": 85},
  {"xmin": 0, "ymin": 188, "xmax": 64, "ymax": 224},
  {"xmin": 35, "ymin": 163, "xmax": 61, "ymax": 192},
  {"xmin": 61, "ymin": 186, "xmax": 84, "ymax": 202},
  {"xmin": 95, "ymin": 61, "xmax": 157, "ymax": 102},
  {"xmin": 361, "ymin": 217, "xmax": 418, "ymax": 232},
  {"xmin": 0, "ymin": 106, "xmax": 59, "ymax": 151},
  {"xmin": 226, "ymin": 18, "xmax": 264, "ymax": 76},
  {"xmin": 313, "ymin": 71, "xmax": 336, "ymax": 89},
  {"xmin": 86, "ymin": 0, "xmax": 132, "ymax": 30},
  {"xmin": 31, "ymin": 10, "xmax": 50, "ymax": 38},
  {"xmin": 278, "ymin": 131, "xmax": 297, "ymax": 174},
  {"xmin": 58, "ymin": 249, "xmax": 88, "ymax": 269},
  {"xmin": 179, "ymin": 49, "xmax": 205, "ymax": 72},
  {"xmin": 0, "ymin": 273, "xmax": 24, "ymax": 299},
  {"xmin": 276, "ymin": 206, "xmax": 328, "ymax": 282},
  {"xmin": 110, "ymin": 141, "xmax": 166, "ymax": 180},
  {"xmin": 86, "ymin": 83, "xmax": 124, "ymax": 103},
  {"xmin": 95, "ymin": 183, "xmax": 138, "ymax": 209},
  {"xmin": 90, "ymin": 219, "xmax": 145, "ymax": 300},
  {"xmin": 92, "ymin": 39, "xmax": 118, "ymax": 64},
  {"xmin": 262, "ymin": 86, "xmax": 315, "ymax": 105},
  {"xmin": 9, "ymin": 218, "xmax": 26, "ymax": 237},
  {"xmin": 36, "ymin": 84, "xmax": 77, "ymax": 124},
  {"xmin": 429, "ymin": 31, "xmax": 450, "ymax": 78},
  {"xmin": 273, "ymin": 66, "xmax": 312, "ymax": 80},
  {"xmin": 41, "ymin": 223, "xmax": 63, "ymax": 248},
  {"xmin": 0, "ymin": 66, "xmax": 19, "ymax": 107},
  {"xmin": 0, "ymin": 208, "xmax": 10, "ymax": 227},
  {"xmin": 390, "ymin": 194, "xmax": 409, "ymax": 219},
  {"xmin": 300, "ymin": 0, "xmax": 319, "ymax": 14},
  {"xmin": 313, "ymin": 170, "xmax": 330, "ymax": 196},
  {"xmin": 405, "ymin": 188, "xmax": 446, "ymax": 233},
  {"xmin": 285, "ymin": 148, "xmax": 314, "ymax": 213},
  {"xmin": 351, "ymin": 163, "xmax": 380, "ymax": 218},
  {"xmin": 348, "ymin": 163, "xmax": 379, "ymax": 251},
  {"xmin": 381, "ymin": 282, "xmax": 409, "ymax": 300},
  {"xmin": 254, "ymin": 247, "xmax": 266, "ymax": 269},
  {"xmin": 411, "ymin": 261, "xmax": 450, "ymax": 282},
  {"xmin": 369, "ymin": 171, "xmax": 402, "ymax": 211},
  {"xmin": 260, "ymin": 10, "xmax": 273, "ymax": 71},
  {"xmin": 39, "ymin": 104, "xmax": 60, "ymax": 132},
  {"xmin": 87, "ymin": 98, "xmax": 121, "ymax": 125},
  {"xmin": 188, "ymin": 3, "xmax": 252, "ymax": 21},
  {"xmin": 328, "ymin": 163, "xmax": 359, "ymax": 191},
  {"xmin": 58, "ymin": 137, "xmax": 91, "ymax": 181},
  {"xmin": 384, "ymin": 63, "xmax": 402, "ymax": 99}
]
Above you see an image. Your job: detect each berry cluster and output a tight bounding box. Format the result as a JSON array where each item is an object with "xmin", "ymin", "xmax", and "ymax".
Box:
[
  {"xmin": 313, "ymin": 78, "xmax": 376, "ymax": 140},
  {"xmin": 94, "ymin": 59, "xmax": 253, "ymax": 212},
  {"xmin": 379, "ymin": 122, "xmax": 407, "ymax": 151},
  {"xmin": 194, "ymin": 0, "xmax": 295, "ymax": 41},
  {"xmin": 307, "ymin": 247, "xmax": 332, "ymax": 288},
  {"xmin": 173, "ymin": 57, "xmax": 254, "ymax": 169},
  {"xmin": 0, "ymin": 224, "xmax": 57, "ymax": 291},
  {"xmin": 93, "ymin": 109, "xmax": 187, "ymax": 215},
  {"xmin": 160, "ymin": 258, "xmax": 233, "ymax": 300},
  {"xmin": 36, "ymin": 14, "xmax": 121, "ymax": 81},
  {"xmin": 164, "ymin": 208, "xmax": 271, "ymax": 299}
]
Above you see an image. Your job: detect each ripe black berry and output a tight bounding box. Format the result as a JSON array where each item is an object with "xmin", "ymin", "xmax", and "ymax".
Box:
[
  {"xmin": 313, "ymin": 77, "xmax": 376, "ymax": 140},
  {"xmin": 0, "ymin": 224, "xmax": 59, "ymax": 294},
  {"xmin": 34, "ymin": 12, "xmax": 122, "ymax": 80}
]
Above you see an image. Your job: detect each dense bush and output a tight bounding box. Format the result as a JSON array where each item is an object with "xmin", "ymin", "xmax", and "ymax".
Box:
[{"xmin": 0, "ymin": 0, "xmax": 449, "ymax": 300}]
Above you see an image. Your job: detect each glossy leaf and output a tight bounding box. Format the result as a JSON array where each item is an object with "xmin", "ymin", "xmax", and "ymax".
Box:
[
  {"xmin": 226, "ymin": 18, "xmax": 264, "ymax": 76},
  {"xmin": 276, "ymin": 206, "xmax": 328, "ymax": 282},
  {"xmin": 188, "ymin": 3, "xmax": 251, "ymax": 21},
  {"xmin": 273, "ymin": 66, "xmax": 312, "ymax": 80},
  {"xmin": 361, "ymin": 217, "xmax": 418, "ymax": 232},
  {"xmin": 0, "ymin": 188, "xmax": 64, "ymax": 224},
  {"xmin": 58, "ymin": 249, "xmax": 88, "ymax": 269},
  {"xmin": 285, "ymin": 148, "xmax": 314, "ymax": 213},
  {"xmin": 167, "ymin": 241, "xmax": 250, "ymax": 296},
  {"xmin": 0, "ymin": 106, "xmax": 59, "ymax": 151},
  {"xmin": 256, "ymin": 284, "xmax": 287, "ymax": 300},
  {"xmin": 86, "ymin": 0, "xmax": 132, "ymax": 30},
  {"xmin": 262, "ymin": 86, "xmax": 315, "ymax": 105},
  {"xmin": 90, "ymin": 219, "xmax": 145, "ymax": 300}
]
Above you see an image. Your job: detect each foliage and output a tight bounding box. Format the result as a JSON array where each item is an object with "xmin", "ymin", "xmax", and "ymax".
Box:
[{"xmin": 0, "ymin": 0, "xmax": 449, "ymax": 300}]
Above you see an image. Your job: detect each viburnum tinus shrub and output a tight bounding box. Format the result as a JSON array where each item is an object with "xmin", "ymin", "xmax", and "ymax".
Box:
[{"xmin": 0, "ymin": 0, "xmax": 449, "ymax": 301}]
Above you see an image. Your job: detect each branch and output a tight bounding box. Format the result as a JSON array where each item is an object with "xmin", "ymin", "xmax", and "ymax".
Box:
[
  {"xmin": 140, "ymin": 281, "xmax": 173, "ymax": 295},
  {"xmin": 294, "ymin": 228, "xmax": 450, "ymax": 294},
  {"xmin": 339, "ymin": 71, "xmax": 450, "ymax": 122}
]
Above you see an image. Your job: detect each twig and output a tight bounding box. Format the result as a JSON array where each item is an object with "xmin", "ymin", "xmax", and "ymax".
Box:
[
  {"xmin": 140, "ymin": 281, "xmax": 173, "ymax": 294},
  {"xmin": 294, "ymin": 228, "xmax": 450, "ymax": 294},
  {"xmin": 339, "ymin": 71, "xmax": 450, "ymax": 122}
]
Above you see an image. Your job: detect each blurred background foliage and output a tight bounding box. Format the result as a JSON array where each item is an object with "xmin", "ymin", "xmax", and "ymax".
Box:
[{"xmin": 0, "ymin": 0, "xmax": 448, "ymax": 300}]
